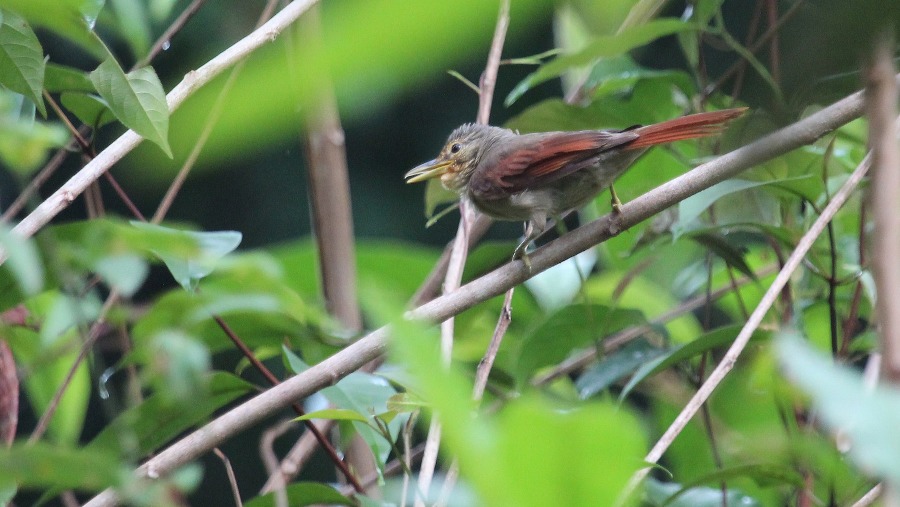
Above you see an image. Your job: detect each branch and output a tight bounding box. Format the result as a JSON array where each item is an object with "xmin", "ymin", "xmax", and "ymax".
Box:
[
  {"xmin": 867, "ymin": 39, "xmax": 900, "ymax": 382},
  {"xmin": 82, "ymin": 73, "xmax": 888, "ymax": 507},
  {"xmin": 2, "ymin": 0, "xmax": 320, "ymax": 260}
]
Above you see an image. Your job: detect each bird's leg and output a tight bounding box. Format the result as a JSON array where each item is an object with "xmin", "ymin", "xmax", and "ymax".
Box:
[
  {"xmin": 609, "ymin": 184, "xmax": 623, "ymax": 214},
  {"xmin": 513, "ymin": 213, "xmax": 546, "ymax": 272}
]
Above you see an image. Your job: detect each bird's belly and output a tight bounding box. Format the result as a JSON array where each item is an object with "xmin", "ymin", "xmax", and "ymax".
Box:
[{"xmin": 469, "ymin": 171, "xmax": 606, "ymax": 221}]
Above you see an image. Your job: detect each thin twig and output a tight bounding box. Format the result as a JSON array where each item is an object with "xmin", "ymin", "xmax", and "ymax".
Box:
[
  {"xmin": 259, "ymin": 420, "xmax": 295, "ymax": 507},
  {"xmin": 260, "ymin": 419, "xmax": 335, "ymax": 494},
  {"xmin": 213, "ymin": 448, "xmax": 243, "ymax": 507},
  {"xmin": 473, "ymin": 287, "xmax": 514, "ymax": 401}
]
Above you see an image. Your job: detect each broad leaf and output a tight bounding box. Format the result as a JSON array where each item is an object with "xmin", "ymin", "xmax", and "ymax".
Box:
[
  {"xmin": 44, "ymin": 63, "xmax": 94, "ymax": 93},
  {"xmin": 0, "ymin": 10, "xmax": 45, "ymax": 115},
  {"xmin": 576, "ymin": 339, "xmax": 666, "ymax": 399},
  {"xmin": 645, "ymin": 478, "xmax": 762, "ymax": 507},
  {"xmin": 515, "ymin": 304, "xmax": 647, "ymax": 385},
  {"xmin": 90, "ymin": 58, "xmax": 171, "ymax": 156},
  {"xmin": 244, "ymin": 482, "xmax": 354, "ymax": 507},
  {"xmin": 0, "ymin": 442, "xmax": 123, "ymax": 491},
  {"xmin": 620, "ymin": 325, "xmax": 770, "ymax": 400},
  {"xmin": 130, "ymin": 222, "xmax": 241, "ymax": 290},
  {"xmin": 0, "ymin": 224, "xmax": 42, "ymax": 295},
  {"xmin": 60, "ymin": 92, "xmax": 116, "ymax": 128}
]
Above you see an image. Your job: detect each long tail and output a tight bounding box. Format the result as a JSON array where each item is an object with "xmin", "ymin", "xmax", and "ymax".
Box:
[{"xmin": 625, "ymin": 107, "xmax": 747, "ymax": 150}]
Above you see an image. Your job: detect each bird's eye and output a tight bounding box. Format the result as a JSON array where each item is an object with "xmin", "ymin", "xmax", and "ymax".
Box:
[{"xmin": 450, "ymin": 143, "xmax": 462, "ymax": 154}]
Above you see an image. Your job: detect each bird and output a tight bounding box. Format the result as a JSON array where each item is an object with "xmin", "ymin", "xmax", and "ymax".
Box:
[{"xmin": 405, "ymin": 107, "xmax": 746, "ymax": 268}]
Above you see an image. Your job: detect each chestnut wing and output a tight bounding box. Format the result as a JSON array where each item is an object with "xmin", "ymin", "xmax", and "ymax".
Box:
[{"xmin": 468, "ymin": 129, "xmax": 639, "ymax": 200}]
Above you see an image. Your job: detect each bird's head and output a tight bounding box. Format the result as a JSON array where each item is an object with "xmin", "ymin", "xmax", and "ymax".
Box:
[{"xmin": 405, "ymin": 124, "xmax": 511, "ymax": 194}]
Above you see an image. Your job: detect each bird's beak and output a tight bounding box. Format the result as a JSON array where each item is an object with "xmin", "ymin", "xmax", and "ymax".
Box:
[{"xmin": 405, "ymin": 159, "xmax": 452, "ymax": 183}]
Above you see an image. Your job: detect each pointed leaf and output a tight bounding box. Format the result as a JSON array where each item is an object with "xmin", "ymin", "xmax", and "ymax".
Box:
[
  {"xmin": 90, "ymin": 58, "xmax": 171, "ymax": 156},
  {"xmin": 244, "ymin": 482, "xmax": 355, "ymax": 507},
  {"xmin": 0, "ymin": 224, "xmax": 43, "ymax": 295},
  {"xmin": 689, "ymin": 231, "xmax": 757, "ymax": 281},
  {"xmin": 295, "ymin": 408, "xmax": 371, "ymax": 424},
  {"xmin": 60, "ymin": 92, "xmax": 115, "ymax": 128},
  {"xmin": 576, "ymin": 340, "xmax": 666, "ymax": 399},
  {"xmin": 0, "ymin": 442, "xmax": 123, "ymax": 491},
  {"xmin": 0, "ymin": 10, "xmax": 45, "ymax": 115},
  {"xmin": 620, "ymin": 325, "xmax": 770, "ymax": 400},
  {"xmin": 44, "ymin": 63, "xmax": 94, "ymax": 93},
  {"xmin": 130, "ymin": 222, "xmax": 242, "ymax": 290}
]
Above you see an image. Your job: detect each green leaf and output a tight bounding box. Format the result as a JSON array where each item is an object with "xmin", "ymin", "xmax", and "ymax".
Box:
[
  {"xmin": 0, "ymin": 224, "xmax": 43, "ymax": 295},
  {"xmin": 688, "ymin": 231, "xmax": 757, "ymax": 281},
  {"xmin": 580, "ymin": 55, "xmax": 693, "ymax": 99},
  {"xmin": 0, "ymin": 0, "xmax": 106, "ymax": 59},
  {"xmin": 130, "ymin": 222, "xmax": 241, "ymax": 290},
  {"xmin": 87, "ymin": 372, "xmax": 253, "ymax": 455},
  {"xmin": 424, "ymin": 178, "xmax": 458, "ymax": 219},
  {"xmin": 0, "ymin": 91, "xmax": 68, "ymax": 174},
  {"xmin": 0, "ymin": 9, "xmax": 46, "ymax": 116},
  {"xmin": 44, "ymin": 63, "xmax": 95, "ymax": 93},
  {"xmin": 385, "ymin": 392, "xmax": 426, "ymax": 413},
  {"xmin": 777, "ymin": 334, "xmax": 900, "ymax": 485},
  {"xmin": 673, "ymin": 178, "xmax": 808, "ymax": 238},
  {"xmin": 620, "ymin": 324, "xmax": 770, "ymax": 400},
  {"xmin": 659, "ymin": 463, "xmax": 802, "ymax": 506},
  {"xmin": 92, "ymin": 253, "xmax": 148, "ymax": 296},
  {"xmin": 524, "ymin": 249, "xmax": 597, "ymax": 310},
  {"xmin": 244, "ymin": 482, "xmax": 355, "ymax": 507},
  {"xmin": 140, "ymin": 330, "xmax": 211, "ymax": 402},
  {"xmin": 60, "ymin": 92, "xmax": 116, "ymax": 128},
  {"xmin": 576, "ymin": 340, "xmax": 666, "ymax": 398},
  {"xmin": 515, "ymin": 304, "xmax": 647, "ymax": 385},
  {"xmin": 505, "ymin": 78, "xmax": 683, "ymax": 134},
  {"xmin": 6, "ymin": 303, "xmax": 93, "ymax": 444},
  {"xmin": 295, "ymin": 408, "xmax": 371, "ymax": 424},
  {"xmin": 505, "ymin": 18, "xmax": 694, "ymax": 105},
  {"xmin": 391, "ymin": 312, "xmax": 647, "ymax": 507},
  {"xmin": 0, "ymin": 442, "xmax": 123, "ymax": 491},
  {"xmin": 90, "ymin": 58, "xmax": 171, "ymax": 156},
  {"xmin": 645, "ymin": 478, "xmax": 762, "ymax": 507},
  {"xmin": 321, "ymin": 371, "xmax": 406, "ymax": 472}
]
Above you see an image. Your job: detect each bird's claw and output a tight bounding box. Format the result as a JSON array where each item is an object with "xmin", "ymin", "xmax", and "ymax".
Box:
[
  {"xmin": 513, "ymin": 242, "xmax": 533, "ymax": 273},
  {"xmin": 609, "ymin": 185, "xmax": 623, "ymax": 215}
]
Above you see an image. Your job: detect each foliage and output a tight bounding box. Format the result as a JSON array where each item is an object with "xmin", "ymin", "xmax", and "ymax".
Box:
[{"xmin": 0, "ymin": 1, "xmax": 893, "ymax": 506}]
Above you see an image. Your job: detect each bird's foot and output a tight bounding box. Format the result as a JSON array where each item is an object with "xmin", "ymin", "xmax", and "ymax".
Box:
[
  {"xmin": 610, "ymin": 185, "xmax": 623, "ymax": 214},
  {"xmin": 513, "ymin": 240, "xmax": 533, "ymax": 273}
]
